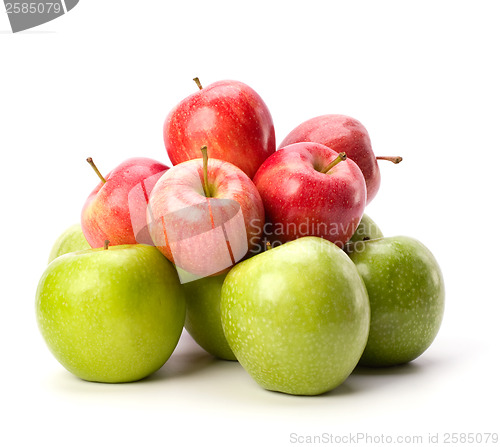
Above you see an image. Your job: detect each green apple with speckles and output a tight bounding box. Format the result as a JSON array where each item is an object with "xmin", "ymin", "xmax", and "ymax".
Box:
[
  {"xmin": 347, "ymin": 236, "xmax": 445, "ymax": 367},
  {"xmin": 48, "ymin": 224, "xmax": 91, "ymax": 263},
  {"xmin": 183, "ymin": 272, "xmax": 237, "ymax": 361},
  {"xmin": 36, "ymin": 244, "xmax": 186, "ymax": 383},
  {"xmin": 349, "ymin": 214, "xmax": 384, "ymax": 243},
  {"xmin": 220, "ymin": 236, "xmax": 370, "ymax": 395}
]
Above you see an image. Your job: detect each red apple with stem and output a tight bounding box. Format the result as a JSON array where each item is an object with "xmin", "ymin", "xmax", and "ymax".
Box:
[
  {"xmin": 163, "ymin": 78, "xmax": 276, "ymax": 179},
  {"xmin": 147, "ymin": 146, "xmax": 265, "ymax": 280},
  {"xmin": 253, "ymin": 142, "xmax": 366, "ymax": 247},
  {"xmin": 82, "ymin": 157, "xmax": 168, "ymax": 247},
  {"xmin": 278, "ymin": 114, "xmax": 402, "ymax": 204}
]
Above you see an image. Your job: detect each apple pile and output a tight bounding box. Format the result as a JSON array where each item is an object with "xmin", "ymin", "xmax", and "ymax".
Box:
[{"xmin": 36, "ymin": 78, "xmax": 445, "ymax": 395}]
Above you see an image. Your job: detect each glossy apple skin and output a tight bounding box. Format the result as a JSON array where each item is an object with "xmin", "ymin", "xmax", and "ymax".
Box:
[
  {"xmin": 36, "ymin": 245, "xmax": 186, "ymax": 383},
  {"xmin": 348, "ymin": 214, "xmax": 384, "ymax": 243},
  {"xmin": 221, "ymin": 237, "xmax": 370, "ymax": 395},
  {"xmin": 279, "ymin": 115, "xmax": 380, "ymax": 204},
  {"xmin": 182, "ymin": 272, "xmax": 236, "ymax": 361},
  {"xmin": 253, "ymin": 142, "xmax": 366, "ymax": 247},
  {"xmin": 82, "ymin": 158, "xmax": 168, "ymax": 248},
  {"xmin": 164, "ymin": 80, "xmax": 276, "ymax": 179},
  {"xmin": 48, "ymin": 224, "xmax": 91, "ymax": 263},
  {"xmin": 348, "ymin": 236, "xmax": 445, "ymax": 367},
  {"xmin": 147, "ymin": 158, "xmax": 265, "ymax": 278}
]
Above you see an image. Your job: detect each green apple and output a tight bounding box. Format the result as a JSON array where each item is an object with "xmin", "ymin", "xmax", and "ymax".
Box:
[
  {"xmin": 220, "ymin": 236, "xmax": 370, "ymax": 396},
  {"xmin": 347, "ymin": 236, "xmax": 445, "ymax": 367},
  {"xmin": 183, "ymin": 272, "xmax": 236, "ymax": 361},
  {"xmin": 349, "ymin": 214, "xmax": 384, "ymax": 243},
  {"xmin": 36, "ymin": 244, "xmax": 186, "ymax": 383},
  {"xmin": 48, "ymin": 224, "xmax": 91, "ymax": 263}
]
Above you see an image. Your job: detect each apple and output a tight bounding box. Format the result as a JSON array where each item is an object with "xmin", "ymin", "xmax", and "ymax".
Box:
[
  {"xmin": 348, "ymin": 214, "xmax": 384, "ymax": 243},
  {"xmin": 147, "ymin": 147, "xmax": 265, "ymax": 280},
  {"xmin": 220, "ymin": 236, "xmax": 370, "ymax": 395},
  {"xmin": 82, "ymin": 157, "xmax": 168, "ymax": 248},
  {"xmin": 36, "ymin": 243, "xmax": 186, "ymax": 383},
  {"xmin": 279, "ymin": 115, "xmax": 402, "ymax": 204},
  {"xmin": 183, "ymin": 271, "xmax": 236, "ymax": 361},
  {"xmin": 347, "ymin": 236, "xmax": 445, "ymax": 367},
  {"xmin": 253, "ymin": 142, "xmax": 366, "ymax": 247},
  {"xmin": 163, "ymin": 78, "xmax": 276, "ymax": 179},
  {"xmin": 48, "ymin": 223, "xmax": 91, "ymax": 263}
]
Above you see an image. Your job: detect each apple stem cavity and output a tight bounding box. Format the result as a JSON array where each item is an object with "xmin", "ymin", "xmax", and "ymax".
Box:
[
  {"xmin": 376, "ymin": 156, "xmax": 403, "ymax": 164},
  {"xmin": 320, "ymin": 152, "xmax": 347, "ymax": 174},
  {"xmin": 200, "ymin": 145, "xmax": 211, "ymax": 197},
  {"xmin": 193, "ymin": 77, "xmax": 203, "ymax": 90},
  {"xmin": 104, "ymin": 240, "xmax": 110, "ymax": 250},
  {"xmin": 87, "ymin": 157, "xmax": 106, "ymax": 183}
]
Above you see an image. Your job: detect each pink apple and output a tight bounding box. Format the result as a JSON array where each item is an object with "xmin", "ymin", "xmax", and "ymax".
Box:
[
  {"xmin": 253, "ymin": 142, "xmax": 366, "ymax": 247},
  {"xmin": 82, "ymin": 157, "xmax": 168, "ymax": 247},
  {"xmin": 279, "ymin": 114, "xmax": 391, "ymax": 204},
  {"xmin": 147, "ymin": 152, "xmax": 265, "ymax": 280},
  {"xmin": 163, "ymin": 79, "xmax": 276, "ymax": 179}
]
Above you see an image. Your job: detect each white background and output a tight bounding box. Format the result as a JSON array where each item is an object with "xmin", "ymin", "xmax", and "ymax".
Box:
[{"xmin": 1, "ymin": 1, "xmax": 499, "ymax": 446}]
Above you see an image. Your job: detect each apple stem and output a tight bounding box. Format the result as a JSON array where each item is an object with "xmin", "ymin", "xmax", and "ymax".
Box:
[
  {"xmin": 104, "ymin": 240, "xmax": 110, "ymax": 250},
  {"xmin": 376, "ymin": 156, "xmax": 403, "ymax": 164},
  {"xmin": 193, "ymin": 77, "xmax": 203, "ymax": 90},
  {"xmin": 320, "ymin": 152, "xmax": 347, "ymax": 174},
  {"xmin": 200, "ymin": 145, "xmax": 210, "ymax": 197},
  {"xmin": 87, "ymin": 157, "xmax": 106, "ymax": 183}
]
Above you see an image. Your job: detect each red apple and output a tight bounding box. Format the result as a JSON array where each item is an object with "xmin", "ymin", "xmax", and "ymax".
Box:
[
  {"xmin": 163, "ymin": 78, "xmax": 276, "ymax": 179},
  {"xmin": 147, "ymin": 148, "xmax": 265, "ymax": 280},
  {"xmin": 279, "ymin": 114, "xmax": 400, "ymax": 204},
  {"xmin": 82, "ymin": 157, "xmax": 168, "ymax": 247},
  {"xmin": 253, "ymin": 142, "xmax": 366, "ymax": 247}
]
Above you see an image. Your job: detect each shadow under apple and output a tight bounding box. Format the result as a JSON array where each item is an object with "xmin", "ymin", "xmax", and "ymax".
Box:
[
  {"xmin": 144, "ymin": 330, "xmax": 231, "ymax": 381},
  {"xmin": 145, "ymin": 350, "xmax": 218, "ymax": 382},
  {"xmin": 352, "ymin": 360, "xmax": 424, "ymax": 377}
]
